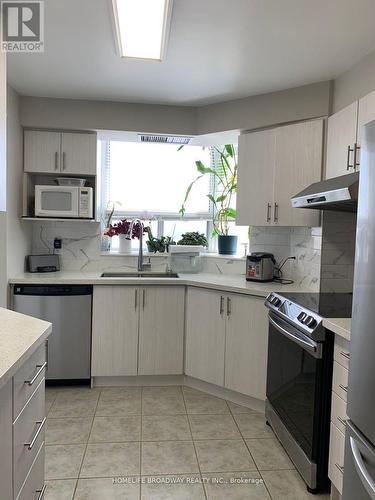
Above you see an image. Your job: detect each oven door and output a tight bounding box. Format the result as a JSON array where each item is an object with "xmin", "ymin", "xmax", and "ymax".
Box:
[
  {"xmin": 266, "ymin": 312, "xmax": 323, "ymax": 460},
  {"xmin": 35, "ymin": 186, "xmax": 79, "ymax": 218}
]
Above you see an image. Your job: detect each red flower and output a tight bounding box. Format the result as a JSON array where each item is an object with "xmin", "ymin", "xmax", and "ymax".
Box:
[{"xmin": 104, "ymin": 219, "xmax": 147, "ymax": 239}]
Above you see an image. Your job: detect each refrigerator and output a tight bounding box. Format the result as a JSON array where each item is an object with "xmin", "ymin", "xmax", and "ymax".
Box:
[{"xmin": 343, "ymin": 119, "xmax": 375, "ymax": 499}]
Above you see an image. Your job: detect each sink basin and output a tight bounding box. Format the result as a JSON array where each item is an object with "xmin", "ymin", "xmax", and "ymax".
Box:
[{"xmin": 101, "ymin": 272, "xmax": 179, "ymax": 278}]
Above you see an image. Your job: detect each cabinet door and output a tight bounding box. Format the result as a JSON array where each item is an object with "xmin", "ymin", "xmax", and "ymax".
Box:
[
  {"xmin": 138, "ymin": 286, "xmax": 185, "ymax": 375},
  {"xmin": 274, "ymin": 120, "xmax": 323, "ymax": 226},
  {"xmin": 225, "ymin": 294, "xmax": 268, "ymax": 400},
  {"xmin": 92, "ymin": 286, "xmax": 138, "ymax": 376},
  {"xmin": 357, "ymin": 89, "xmax": 375, "ymax": 167},
  {"xmin": 185, "ymin": 287, "xmax": 226, "ymax": 386},
  {"xmin": 61, "ymin": 132, "xmax": 97, "ymax": 175},
  {"xmin": 24, "ymin": 130, "xmax": 61, "ymax": 173},
  {"xmin": 0, "ymin": 379, "xmax": 12, "ymax": 500},
  {"xmin": 326, "ymin": 102, "xmax": 358, "ymax": 179},
  {"xmin": 236, "ymin": 129, "xmax": 275, "ymax": 226}
]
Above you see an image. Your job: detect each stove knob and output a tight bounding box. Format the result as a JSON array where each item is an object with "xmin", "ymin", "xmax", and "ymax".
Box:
[
  {"xmin": 304, "ymin": 316, "xmax": 317, "ymax": 328},
  {"xmin": 297, "ymin": 312, "xmax": 307, "ymax": 323}
]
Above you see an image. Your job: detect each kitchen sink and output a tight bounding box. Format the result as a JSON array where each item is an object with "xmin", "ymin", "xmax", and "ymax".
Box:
[{"xmin": 101, "ymin": 271, "xmax": 179, "ymax": 278}]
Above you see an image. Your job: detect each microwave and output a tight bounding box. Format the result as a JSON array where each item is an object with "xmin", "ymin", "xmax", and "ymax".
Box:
[{"xmin": 35, "ymin": 185, "xmax": 94, "ymax": 218}]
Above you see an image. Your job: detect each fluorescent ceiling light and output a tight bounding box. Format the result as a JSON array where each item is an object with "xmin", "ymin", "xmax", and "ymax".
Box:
[{"xmin": 112, "ymin": 0, "xmax": 173, "ymax": 60}]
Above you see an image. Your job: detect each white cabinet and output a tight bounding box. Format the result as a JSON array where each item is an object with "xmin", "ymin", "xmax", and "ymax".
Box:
[
  {"xmin": 138, "ymin": 286, "xmax": 185, "ymax": 375},
  {"xmin": 185, "ymin": 287, "xmax": 269, "ymax": 400},
  {"xmin": 326, "ymin": 102, "xmax": 359, "ymax": 179},
  {"xmin": 24, "ymin": 130, "xmax": 97, "ymax": 175},
  {"xmin": 92, "ymin": 285, "xmax": 185, "ymax": 377},
  {"xmin": 224, "ymin": 293, "xmax": 268, "ymax": 400},
  {"xmin": 92, "ymin": 286, "xmax": 139, "ymax": 376},
  {"xmin": 185, "ymin": 288, "xmax": 226, "ymax": 386},
  {"xmin": 237, "ymin": 119, "xmax": 323, "ymax": 226},
  {"xmin": 0, "ymin": 380, "xmax": 12, "ymax": 500},
  {"xmin": 358, "ymin": 88, "xmax": 375, "ymax": 145}
]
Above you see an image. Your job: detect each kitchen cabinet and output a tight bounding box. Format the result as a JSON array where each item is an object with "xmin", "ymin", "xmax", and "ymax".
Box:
[
  {"xmin": 326, "ymin": 102, "xmax": 359, "ymax": 179},
  {"xmin": 0, "ymin": 380, "xmax": 12, "ymax": 500},
  {"xmin": 92, "ymin": 286, "xmax": 139, "ymax": 376},
  {"xmin": 224, "ymin": 293, "xmax": 268, "ymax": 400},
  {"xmin": 185, "ymin": 287, "xmax": 268, "ymax": 400},
  {"xmin": 24, "ymin": 129, "xmax": 97, "ymax": 175},
  {"xmin": 138, "ymin": 286, "xmax": 185, "ymax": 375},
  {"xmin": 92, "ymin": 285, "xmax": 185, "ymax": 377},
  {"xmin": 185, "ymin": 288, "xmax": 226, "ymax": 386},
  {"xmin": 236, "ymin": 119, "xmax": 323, "ymax": 227},
  {"xmin": 358, "ymin": 88, "xmax": 375, "ymax": 145}
]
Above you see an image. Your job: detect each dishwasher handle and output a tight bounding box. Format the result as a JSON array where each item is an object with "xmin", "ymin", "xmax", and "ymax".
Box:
[{"xmin": 13, "ymin": 284, "xmax": 93, "ymax": 296}]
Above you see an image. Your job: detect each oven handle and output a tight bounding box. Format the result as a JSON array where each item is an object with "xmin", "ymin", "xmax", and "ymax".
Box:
[{"xmin": 269, "ymin": 313, "xmax": 322, "ymax": 359}]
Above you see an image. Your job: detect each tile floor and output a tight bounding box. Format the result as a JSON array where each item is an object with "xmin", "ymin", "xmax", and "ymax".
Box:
[{"xmin": 44, "ymin": 385, "xmax": 330, "ymax": 500}]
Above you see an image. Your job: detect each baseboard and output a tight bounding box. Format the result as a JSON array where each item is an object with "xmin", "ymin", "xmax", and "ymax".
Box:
[{"xmin": 92, "ymin": 375, "xmax": 184, "ymax": 387}]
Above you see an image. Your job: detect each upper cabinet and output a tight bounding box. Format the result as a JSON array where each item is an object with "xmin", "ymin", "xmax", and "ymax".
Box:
[
  {"xmin": 358, "ymin": 88, "xmax": 375, "ymax": 144},
  {"xmin": 236, "ymin": 119, "xmax": 323, "ymax": 227},
  {"xmin": 325, "ymin": 102, "xmax": 359, "ymax": 179},
  {"xmin": 24, "ymin": 130, "xmax": 97, "ymax": 176}
]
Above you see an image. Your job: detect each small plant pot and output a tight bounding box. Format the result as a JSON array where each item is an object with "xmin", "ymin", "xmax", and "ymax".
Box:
[
  {"xmin": 118, "ymin": 234, "xmax": 132, "ymax": 253},
  {"xmin": 218, "ymin": 235, "xmax": 238, "ymax": 255}
]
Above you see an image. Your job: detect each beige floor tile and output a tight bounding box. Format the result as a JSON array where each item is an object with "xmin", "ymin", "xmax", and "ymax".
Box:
[
  {"xmin": 100, "ymin": 386, "xmax": 142, "ymax": 401},
  {"xmin": 227, "ymin": 402, "xmax": 260, "ymax": 415},
  {"xmin": 45, "ymin": 444, "xmax": 85, "ymax": 480},
  {"xmin": 96, "ymin": 397, "xmax": 142, "ymax": 416},
  {"xmin": 234, "ymin": 413, "xmax": 274, "ymax": 439},
  {"xmin": 45, "ymin": 399, "xmax": 54, "ymax": 415},
  {"xmin": 142, "ymin": 387, "xmax": 186, "ymax": 415},
  {"xmin": 246, "ymin": 438, "xmax": 294, "ymax": 470},
  {"xmin": 89, "ymin": 415, "xmax": 141, "ymax": 442},
  {"xmin": 141, "ymin": 475, "xmax": 205, "ymax": 500},
  {"xmin": 189, "ymin": 414, "xmax": 241, "ymax": 440},
  {"xmin": 142, "ymin": 415, "xmax": 191, "ymax": 441},
  {"xmin": 183, "ymin": 391, "xmax": 229, "ymax": 415},
  {"xmin": 44, "ymin": 479, "xmax": 76, "ymax": 500},
  {"xmin": 75, "ymin": 477, "xmax": 140, "ymax": 500},
  {"xmin": 49, "ymin": 398, "xmax": 98, "ymax": 418},
  {"xmin": 53, "ymin": 387, "xmax": 100, "ymax": 402},
  {"xmin": 203, "ymin": 472, "xmax": 271, "ymax": 500},
  {"xmin": 80, "ymin": 442, "xmax": 140, "ymax": 477},
  {"xmin": 141, "ymin": 441, "xmax": 199, "ymax": 475},
  {"xmin": 261, "ymin": 470, "xmax": 330, "ymax": 499},
  {"xmin": 195, "ymin": 439, "xmax": 257, "ymax": 472},
  {"xmin": 46, "ymin": 417, "xmax": 92, "ymax": 445}
]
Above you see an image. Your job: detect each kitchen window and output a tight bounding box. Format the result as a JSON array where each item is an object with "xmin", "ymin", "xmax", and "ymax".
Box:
[{"xmin": 100, "ymin": 139, "xmax": 248, "ymax": 252}]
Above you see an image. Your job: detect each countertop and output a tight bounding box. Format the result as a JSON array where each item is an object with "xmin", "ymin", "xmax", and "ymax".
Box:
[
  {"xmin": 9, "ymin": 271, "xmax": 310, "ymax": 298},
  {"xmin": 0, "ymin": 307, "xmax": 52, "ymax": 390},
  {"xmin": 323, "ymin": 318, "xmax": 351, "ymax": 341}
]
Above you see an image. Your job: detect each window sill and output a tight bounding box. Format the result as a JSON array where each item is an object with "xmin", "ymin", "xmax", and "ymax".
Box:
[{"xmin": 101, "ymin": 251, "xmax": 246, "ymax": 261}]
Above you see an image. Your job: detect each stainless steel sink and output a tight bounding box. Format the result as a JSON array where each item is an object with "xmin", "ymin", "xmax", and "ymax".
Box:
[{"xmin": 101, "ymin": 272, "xmax": 179, "ymax": 278}]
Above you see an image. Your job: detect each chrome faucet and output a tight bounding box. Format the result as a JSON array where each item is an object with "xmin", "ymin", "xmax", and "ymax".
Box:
[{"xmin": 128, "ymin": 219, "xmax": 151, "ymax": 272}]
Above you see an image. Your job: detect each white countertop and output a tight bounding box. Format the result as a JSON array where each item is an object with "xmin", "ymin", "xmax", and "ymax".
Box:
[
  {"xmin": 0, "ymin": 307, "xmax": 52, "ymax": 389},
  {"xmin": 323, "ymin": 317, "xmax": 351, "ymax": 341},
  {"xmin": 9, "ymin": 271, "xmax": 310, "ymax": 298}
]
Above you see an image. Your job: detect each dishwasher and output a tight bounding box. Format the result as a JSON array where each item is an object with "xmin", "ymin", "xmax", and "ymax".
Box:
[{"xmin": 12, "ymin": 284, "xmax": 93, "ymax": 382}]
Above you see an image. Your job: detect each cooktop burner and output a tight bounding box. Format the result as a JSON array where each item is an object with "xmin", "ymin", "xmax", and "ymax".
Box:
[{"xmin": 278, "ymin": 292, "xmax": 353, "ymax": 319}]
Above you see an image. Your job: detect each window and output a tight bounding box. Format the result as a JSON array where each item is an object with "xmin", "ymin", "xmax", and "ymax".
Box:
[{"xmin": 102, "ymin": 139, "xmax": 248, "ymax": 253}]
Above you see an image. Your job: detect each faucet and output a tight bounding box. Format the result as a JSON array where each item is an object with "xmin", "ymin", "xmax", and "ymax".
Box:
[{"xmin": 128, "ymin": 219, "xmax": 151, "ymax": 272}]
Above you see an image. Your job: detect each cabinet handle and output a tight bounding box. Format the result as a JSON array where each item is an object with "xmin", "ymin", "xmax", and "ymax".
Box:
[
  {"xmin": 62, "ymin": 151, "xmax": 66, "ymax": 170},
  {"xmin": 266, "ymin": 203, "xmax": 271, "ymax": 223},
  {"xmin": 337, "ymin": 416, "xmax": 347, "ymax": 427},
  {"xmin": 24, "ymin": 417, "xmax": 46, "ymax": 450},
  {"xmin": 274, "ymin": 203, "xmax": 279, "ymax": 223},
  {"xmin": 142, "ymin": 289, "xmax": 145, "ymax": 310},
  {"xmin": 354, "ymin": 142, "xmax": 360, "ymax": 169},
  {"xmin": 227, "ymin": 297, "xmax": 231, "ymax": 317},
  {"xmin": 54, "ymin": 152, "xmax": 59, "ymax": 170},
  {"xmin": 339, "ymin": 383, "xmax": 348, "ymax": 392},
  {"xmin": 24, "ymin": 361, "xmax": 47, "ymax": 386},
  {"xmin": 134, "ymin": 289, "xmax": 138, "ymax": 310},
  {"xmin": 347, "ymin": 145, "xmax": 354, "ymax": 170},
  {"xmin": 36, "ymin": 484, "xmax": 46, "ymax": 500},
  {"xmin": 335, "ymin": 463, "xmax": 344, "ymax": 474},
  {"xmin": 220, "ymin": 296, "xmax": 224, "ymax": 315},
  {"xmin": 340, "ymin": 351, "xmax": 350, "ymax": 360}
]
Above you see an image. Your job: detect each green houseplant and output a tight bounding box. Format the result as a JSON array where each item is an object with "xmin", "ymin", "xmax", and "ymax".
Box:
[{"xmin": 180, "ymin": 144, "xmax": 238, "ymax": 255}]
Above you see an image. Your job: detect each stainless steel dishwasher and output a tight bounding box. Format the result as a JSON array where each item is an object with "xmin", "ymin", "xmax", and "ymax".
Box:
[{"xmin": 12, "ymin": 284, "xmax": 92, "ymax": 381}]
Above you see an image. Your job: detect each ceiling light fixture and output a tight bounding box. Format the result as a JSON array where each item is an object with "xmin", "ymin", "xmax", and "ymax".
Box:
[{"xmin": 112, "ymin": 0, "xmax": 173, "ymax": 61}]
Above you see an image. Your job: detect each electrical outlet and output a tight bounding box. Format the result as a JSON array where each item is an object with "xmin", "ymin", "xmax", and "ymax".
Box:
[{"xmin": 54, "ymin": 238, "xmax": 62, "ymax": 253}]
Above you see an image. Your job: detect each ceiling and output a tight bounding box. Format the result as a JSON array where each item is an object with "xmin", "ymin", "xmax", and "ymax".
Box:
[{"xmin": 7, "ymin": 0, "xmax": 375, "ymax": 106}]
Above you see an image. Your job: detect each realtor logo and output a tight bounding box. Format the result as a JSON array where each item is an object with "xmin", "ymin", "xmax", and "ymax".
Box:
[{"xmin": 1, "ymin": 1, "xmax": 44, "ymax": 52}]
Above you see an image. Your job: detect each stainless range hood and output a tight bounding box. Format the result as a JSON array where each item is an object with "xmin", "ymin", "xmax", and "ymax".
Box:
[{"xmin": 291, "ymin": 172, "xmax": 359, "ymax": 212}]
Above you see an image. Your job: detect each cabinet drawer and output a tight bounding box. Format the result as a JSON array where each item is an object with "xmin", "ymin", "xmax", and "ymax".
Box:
[
  {"xmin": 14, "ymin": 379, "xmax": 45, "ymax": 497},
  {"xmin": 13, "ymin": 343, "xmax": 46, "ymax": 418},
  {"xmin": 329, "ymin": 422, "xmax": 345, "ymax": 494},
  {"xmin": 332, "ymin": 361, "xmax": 349, "ymax": 402},
  {"xmin": 334, "ymin": 336, "xmax": 350, "ymax": 370},
  {"xmin": 16, "ymin": 443, "xmax": 45, "ymax": 500},
  {"xmin": 331, "ymin": 391, "xmax": 348, "ymax": 434}
]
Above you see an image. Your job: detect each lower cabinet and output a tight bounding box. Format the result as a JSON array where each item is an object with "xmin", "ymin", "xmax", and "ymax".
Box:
[
  {"xmin": 91, "ymin": 285, "xmax": 185, "ymax": 377},
  {"xmin": 185, "ymin": 287, "xmax": 269, "ymax": 400},
  {"xmin": 0, "ymin": 379, "xmax": 12, "ymax": 500}
]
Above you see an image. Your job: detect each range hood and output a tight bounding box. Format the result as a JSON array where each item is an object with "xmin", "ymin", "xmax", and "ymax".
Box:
[{"xmin": 291, "ymin": 172, "xmax": 359, "ymax": 212}]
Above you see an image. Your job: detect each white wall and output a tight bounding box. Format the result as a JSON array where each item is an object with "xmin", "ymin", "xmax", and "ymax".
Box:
[{"xmin": 6, "ymin": 86, "xmax": 31, "ymax": 277}]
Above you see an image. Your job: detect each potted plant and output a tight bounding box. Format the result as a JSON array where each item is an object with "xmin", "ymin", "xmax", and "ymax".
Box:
[
  {"xmin": 180, "ymin": 144, "xmax": 238, "ymax": 255},
  {"xmin": 145, "ymin": 227, "xmax": 176, "ymax": 253},
  {"xmin": 177, "ymin": 232, "xmax": 208, "ymax": 247},
  {"xmin": 105, "ymin": 219, "xmax": 146, "ymax": 253}
]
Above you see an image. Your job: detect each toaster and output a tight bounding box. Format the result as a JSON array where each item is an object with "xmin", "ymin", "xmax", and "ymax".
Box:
[
  {"xmin": 27, "ymin": 254, "xmax": 60, "ymax": 273},
  {"xmin": 246, "ymin": 252, "xmax": 275, "ymax": 282}
]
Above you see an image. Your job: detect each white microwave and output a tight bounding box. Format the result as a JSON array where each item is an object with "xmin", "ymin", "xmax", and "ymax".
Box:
[{"xmin": 35, "ymin": 185, "xmax": 94, "ymax": 218}]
